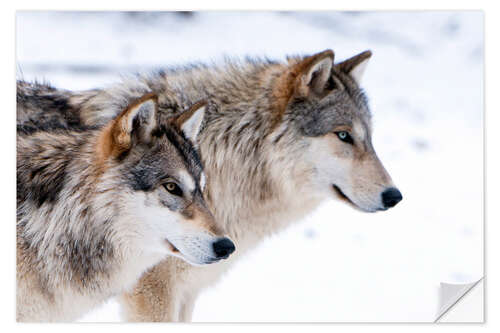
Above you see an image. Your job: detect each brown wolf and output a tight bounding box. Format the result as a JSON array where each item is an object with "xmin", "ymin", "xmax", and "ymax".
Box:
[
  {"xmin": 17, "ymin": 94, "xmax": 235, "ymax": 321},
  {"xmin": 17, "ymin": 49, "xmax": 402, "ymax": 321}
]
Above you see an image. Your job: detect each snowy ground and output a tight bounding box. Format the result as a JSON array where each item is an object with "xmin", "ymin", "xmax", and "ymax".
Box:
[{"xmin": 16, "ymin": 11, "xmax": 483, "ymax": 322}]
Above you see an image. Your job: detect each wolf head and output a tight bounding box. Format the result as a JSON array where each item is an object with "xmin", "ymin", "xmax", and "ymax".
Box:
[
  {"xmin": 96, "ymin": 94, "xmax": 235, "ymax": 265},
  {"xmin": 274, "ymin": 50, "xmax": 402, "ymax": 212}
]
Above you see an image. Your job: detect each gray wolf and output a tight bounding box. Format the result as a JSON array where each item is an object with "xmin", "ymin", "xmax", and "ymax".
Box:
[
  {"xmin": 17, "ymin": 49, "xmax": 402, "ymax": 321},
  {"xmin": 16, "ymin": 93, "xmax": 235, "ymax": 321}
]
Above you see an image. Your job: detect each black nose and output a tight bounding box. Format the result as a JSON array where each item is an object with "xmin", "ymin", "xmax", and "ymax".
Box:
[
  {"xmin": 381, "ymin": 187, "xmax": 403, "ymax": 208},
  {"xmin": 213, "ymin": 237, "xmax": 235, "ymax": 259}
]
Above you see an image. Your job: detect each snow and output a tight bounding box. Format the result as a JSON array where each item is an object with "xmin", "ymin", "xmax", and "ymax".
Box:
[{"xmin": 16, "ymin": 11, "xmax": 483, "ymax": 322}]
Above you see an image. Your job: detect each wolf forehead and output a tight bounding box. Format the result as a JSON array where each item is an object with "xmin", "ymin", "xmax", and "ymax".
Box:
[
  {"xmin": 125, "ymin": 124, "xmax": 204, "ymax": 192},
  {"xmin": 289, "ymin": 71, "xmax": 372, "ymax": 138}
]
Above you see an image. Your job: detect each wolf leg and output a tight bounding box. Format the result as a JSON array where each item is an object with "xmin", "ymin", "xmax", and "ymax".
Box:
[
  {"xmin": 179, "ymin": 294, "xmax": 196, "ymax": 322},
  {"xmin": 120, "ymin": 260, "xmax": 181, "ymax": 322},
  {"xmin": 120, "ymin": 256, "xmax": 229, "ymax": 322}
]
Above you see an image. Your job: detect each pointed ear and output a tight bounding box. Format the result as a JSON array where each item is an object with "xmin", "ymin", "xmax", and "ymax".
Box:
[
  {"xmin": 98, "ymin": 93, "xmax": 158, "ymax": 159},
  {"xmin": 174, "ymin": 101, "xmax": 207, "ymax": 143},
  {"xmin": 293, "ymin": 49, "xmax": 334, "ymax": 97},
  {"xmin": 336, "ymin": 50, "xmax": 372, "ymax": 85}
]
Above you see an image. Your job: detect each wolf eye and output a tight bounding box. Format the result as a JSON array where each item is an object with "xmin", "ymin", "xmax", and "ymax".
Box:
[
  {"xmin": 335, "ymin": 131, "xmax": 354, "ymax": 144},
  {"xmin": 164, "ymin": 182, "xmax": 183, "ymax": 196}
]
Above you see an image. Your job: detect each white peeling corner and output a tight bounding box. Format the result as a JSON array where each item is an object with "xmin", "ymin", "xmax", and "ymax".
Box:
[{"xmin": 435, "ymin": 278, "xmax": 484, "ymax": 322}]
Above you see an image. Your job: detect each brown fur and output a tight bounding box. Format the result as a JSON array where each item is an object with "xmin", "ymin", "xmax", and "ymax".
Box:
[
  {"xmin": 96, "ymin": 93, "xmax": 158, "ymax": 163},
  {"xmin": 17, "ymin": 49, "xmax": 401, "ymax": 321},
  {"xmin": 16, "ymin": 94, "xmax": 227, "ymax": 321},
  {"xmin": 271, "ymin": 50, "xmax": 334, "ymax": 125}
]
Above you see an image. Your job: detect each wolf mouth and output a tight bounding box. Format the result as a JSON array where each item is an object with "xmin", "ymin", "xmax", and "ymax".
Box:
[
  {"xmin": 164, "ymin": 239, "xmax": 180, "ymax": 254},
  {"xmin": 332, "ymin": 184, "xmax": 358, "ymax": 208},
  {"xmin": 164, "ymin": 238, "xmax": 223, "ymax": 265},
  {"xmin": 332, "ymin": 185, "xmax": 387, "ymax": 212}
]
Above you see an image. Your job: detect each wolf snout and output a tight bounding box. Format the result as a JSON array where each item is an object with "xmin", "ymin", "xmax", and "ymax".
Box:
[
  {"xmin": 381, "ymin": 187, "xmax": 403, "ymax": 209},
  {"xmin": 212, "ymin": 237, "xmax": 235, "ymax": 259}
]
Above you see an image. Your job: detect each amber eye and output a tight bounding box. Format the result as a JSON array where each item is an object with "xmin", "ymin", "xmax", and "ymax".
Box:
[
  {"xmin": 335, "ymin": 131, "xmax": 354, "ymax": 144},
  {"xmin": 164, "ymin": 182, "xmax": 183, "ymax": 196}
]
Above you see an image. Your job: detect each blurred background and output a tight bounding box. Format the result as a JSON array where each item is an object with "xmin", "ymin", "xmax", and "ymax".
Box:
[{"xmin": 16, "ymin": 11, "xmax": 483, "ymax": 322}]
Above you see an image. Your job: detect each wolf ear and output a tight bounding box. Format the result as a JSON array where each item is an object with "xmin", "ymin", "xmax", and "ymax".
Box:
[
  {"xmin": 336, "ymin": 50, "xmax": 372, "ymax": 85},
  {"xmin": 98, "ymin": 93, "xmax": 158, "ymax": 159},
  {"xmin": 174, "ymin": 101, "xmax": 207, "ymax": 143},
  {"xmin": 293, "ymin": 49, "xmax": 334, "ymax": 97}
]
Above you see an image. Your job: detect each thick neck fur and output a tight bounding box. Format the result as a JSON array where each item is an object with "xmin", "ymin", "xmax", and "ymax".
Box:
[
  {"xmin": 181, "ymin": 72, "xmax": 323, "ymax": 244},
  {"xmin": 17, "ymin": 129, "xmax": 115, "ymax": 289},
  {"xmin": 74, "ymin": 60, "xmax": 327, "ymax": 249},
  {"xmin": 17, "ymin": 128, "xmax": 160, "ymax": 321}
]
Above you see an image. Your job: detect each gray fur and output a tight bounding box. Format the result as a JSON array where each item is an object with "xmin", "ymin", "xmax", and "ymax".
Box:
[
  {"xmin": 17, "ymin": 49, "xmax": 400, "ymax": 321},
  {"xmin": 17, "ymin": 95, "xmax": 223, "ymax": 321}
]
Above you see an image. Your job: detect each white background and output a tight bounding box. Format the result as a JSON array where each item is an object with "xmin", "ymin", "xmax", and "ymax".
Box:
[{"xmin": 4, "ymin": 1, "xmax": 497, "ymax": 331}]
